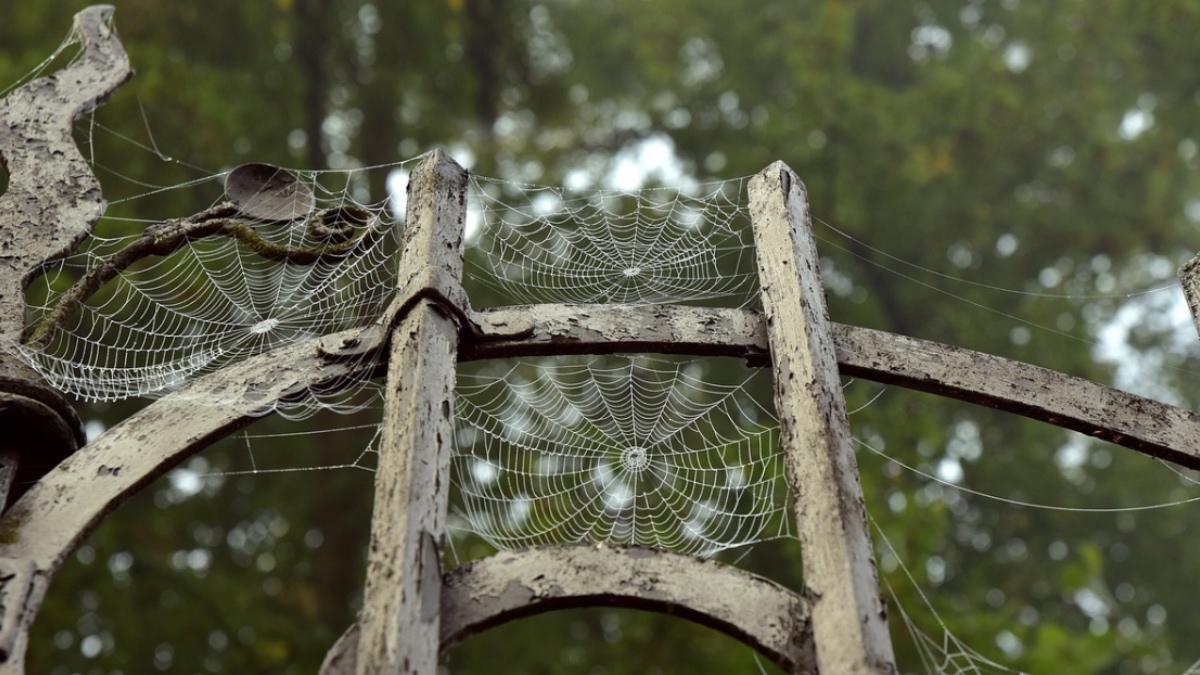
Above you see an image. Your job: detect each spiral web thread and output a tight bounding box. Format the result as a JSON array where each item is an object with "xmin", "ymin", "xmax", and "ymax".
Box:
[{"xmin": 450, "ymin": 355, "xmax": 789, "ymax": 556}]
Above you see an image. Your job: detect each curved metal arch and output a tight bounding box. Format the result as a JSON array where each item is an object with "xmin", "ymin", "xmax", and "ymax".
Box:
[
  {"xmin": 319, "ymin": 545, "xmax": 815, "ymax": 674},
  {"xmin": 0, "ymin": 328, "xmax": 380, "ymax": 668}
]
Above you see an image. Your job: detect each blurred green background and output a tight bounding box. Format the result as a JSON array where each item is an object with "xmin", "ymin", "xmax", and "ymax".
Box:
[{"xmin": 6, "ymin": 1, "xmax": 1200, "ymax": 673}]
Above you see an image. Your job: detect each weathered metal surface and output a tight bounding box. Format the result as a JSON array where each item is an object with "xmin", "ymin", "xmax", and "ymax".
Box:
[
  {"xmin": 0, "ymin": 5, "xmax": 125, "ymax": 511},
  {"xmin": 354, "ymin": 151, "xmax": 467, "ymax": 675},
  {"xmin": 441, "ymin": 545, "xmax": 814, "ymax": 671},
  {"xmin": 355, "ymin": 305, "xmax": 456, "ymax": 675},
  {"xmin": 396, "ymin": 150, "xmax": 467, "ymax": 291},
  {"xmin": 320, "ymin": 545, "xmax": 816, "ymax": 675},
  {"xmin": 464, "ymin": 303, "xmax": 770, "ymax": 362},
  {"xmin": 832, "ymin": 323, "xmax": 1200, "ymax": 470},
  {"xmin": 0, "ymin": 326, "xmax": 378, "ymax": 671},
  {"xmin": 749, "ymin": 162, "xmax": 897, "ymax": 674},
  {"xmin": 0, "ymin": 559, "xmax": 33, "ymax": 663},
  {"xmin": 0, "ymin": 5, "xmax": 131, "ymax": 339},
  {"xmin": 316, "ymin": 265, "xmax": 527, "ymax": 365}
]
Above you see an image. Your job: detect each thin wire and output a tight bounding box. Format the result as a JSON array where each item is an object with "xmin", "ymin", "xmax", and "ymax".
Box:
[
  {"xmin": 860, "ymin": 438, "xmax": 1200, "ymax": 513},
  {"xmin": 813, "ymin": 214, "xmax": 1179, "ymax": 301},
  {"xmin": 847, "ymin": 387, "xmax": 887, "ymax": 416},
  {"xmin": 872, "ymin": 515, "xmax": 1022, "ymax": 674},
  {"xmin": 241, "ymin": 431, "xmax": 257, "ymax": 472}
]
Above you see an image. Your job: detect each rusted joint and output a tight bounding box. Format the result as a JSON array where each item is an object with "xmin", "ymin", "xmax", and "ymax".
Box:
[{"xmin": 318, "ymin": 268, "xmax": 531, "ymax": 361}]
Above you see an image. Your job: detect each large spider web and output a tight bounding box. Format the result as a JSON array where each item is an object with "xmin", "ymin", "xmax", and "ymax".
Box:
[
  {"xmin": 450, "ymin": 355, "xmax": 788, "ymax": 556},
  {"xmin": 463, "ymin": 174, "xmax": 760, "ymax": 308},
  {"xmin": 11, "ymin": 163, "xmax": 413, "ymax": 414}
]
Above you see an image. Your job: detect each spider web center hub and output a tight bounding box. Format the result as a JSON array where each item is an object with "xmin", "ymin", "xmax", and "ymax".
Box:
[
  {"xmin": 249, "ymin": 318, "xmax": 280, "ymax": 335},
  {"xmin": 620, "ymin": 445, "xmax": 650, "ymax": 472}
]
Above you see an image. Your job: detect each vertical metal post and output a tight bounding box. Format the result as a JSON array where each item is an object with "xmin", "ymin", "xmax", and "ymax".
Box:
[
  {"xmin": 355, "ymin": 150, "xmax": 467, "ymax": 674},
  {"xmin": 749, "ymin": 162, "xmax": 897, "ymax": 674}
]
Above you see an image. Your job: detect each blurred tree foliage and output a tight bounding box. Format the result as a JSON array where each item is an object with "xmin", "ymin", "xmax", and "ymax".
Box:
[{"xmin": 4, "ymin": 1, "xmax": 1200, "ymax": 673}]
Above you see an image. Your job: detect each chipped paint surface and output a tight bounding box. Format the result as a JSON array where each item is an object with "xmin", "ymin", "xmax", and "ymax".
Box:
[
  {"xmin": 0, "ymin": 6, "xmax": 131, "ymax": 342},
  {"xmin": 321, "ymin": 545, "xmax": 817, "ymax": 674},
  {"xmin": 355, "ymin": 151, "xmax": 467, "ymax": 675},
  {"xmin": 750, "ymin": 162, "xmax": 897, "ymax": 675}
]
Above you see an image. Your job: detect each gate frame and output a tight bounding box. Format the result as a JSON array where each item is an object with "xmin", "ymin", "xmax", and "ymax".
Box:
[{"xmin": 4, "ymin": 7, "xmax": 1200, "ymax": 674}]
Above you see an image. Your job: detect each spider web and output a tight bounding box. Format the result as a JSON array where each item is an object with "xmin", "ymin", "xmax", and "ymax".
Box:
[
  {"xmin": 11, "ymin": 163, "xmax": 411, "ymax": 414},
  {"xmin": 449, "ymin": 355, "xmax": 789, "ymax": 556},
  {"xmin": 9, "ymin": 143, "xmax": 1184, "ymax": 669},
  {"xmin": 463, "ymin": 174, "xmax": 760, "ymax": 308}
]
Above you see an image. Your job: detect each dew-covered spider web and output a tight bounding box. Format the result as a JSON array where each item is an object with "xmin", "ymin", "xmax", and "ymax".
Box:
[
  {"xmin": 12, "ymin": 161, "xmax": 412, "ymax": 414},
  {"xmin": 463, "ymin": 173, "xmax": 760, "ymax": 308},
  {"xmin": 449, "ymin": 355, "xmax": 789, "ymax": 556},
  {"xmin": 12, "ymin": 133, "xmax": 1195, "ymax": 670}
]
